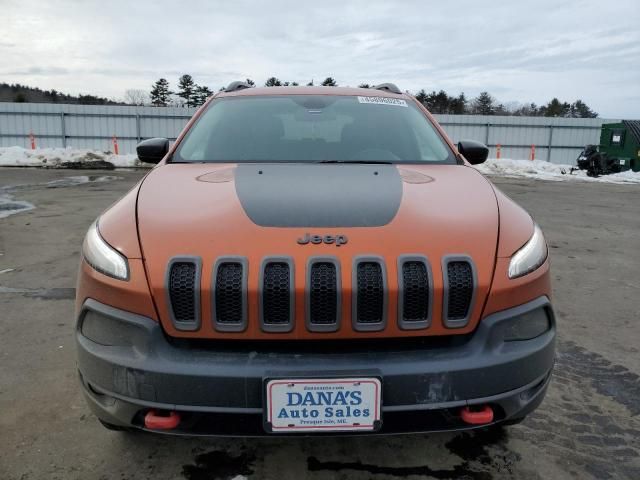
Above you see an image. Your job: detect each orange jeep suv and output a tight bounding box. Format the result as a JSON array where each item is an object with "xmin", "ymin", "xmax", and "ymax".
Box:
[{"xmin": 76, "ymin": 82, "xmax": 554, "ymax": 435}]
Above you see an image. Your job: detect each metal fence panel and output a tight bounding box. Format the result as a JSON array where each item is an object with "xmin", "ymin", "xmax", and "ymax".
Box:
[{"xmin": 0, "ymin": 102, "xmax": 618, "ymax": 164}]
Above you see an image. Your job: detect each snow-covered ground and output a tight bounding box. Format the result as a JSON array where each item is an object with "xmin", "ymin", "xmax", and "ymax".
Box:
[
  {"xmin": 1, "ymin": 147, "xmax": 639, "ymax": 185},
  {"xmin": 0, "ymin": 146, "xmax": 141, "ymax": 169},
  {"xmin": 475, "ymin": 158, "xmax": 640, "ymax": 184}
]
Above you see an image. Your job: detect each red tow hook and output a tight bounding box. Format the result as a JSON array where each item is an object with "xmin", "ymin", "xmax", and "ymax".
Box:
[
  {"xmin": 460, "ymin": 405, "xmax": 494, "ymax": 425},
  {"xmin": 144, "ymin": 410, "xmax": 181, "ymax": 430}
]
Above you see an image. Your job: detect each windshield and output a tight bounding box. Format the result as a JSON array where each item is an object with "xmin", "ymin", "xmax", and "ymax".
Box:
[{"xmin": 173, "ymin": 95, "xmax": 455, "ymax": 164}]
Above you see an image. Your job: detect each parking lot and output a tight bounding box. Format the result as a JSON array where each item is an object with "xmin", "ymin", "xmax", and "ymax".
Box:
[{"xmin": 1, "ymin": 167, "xmax": 639, "ymax": 480}]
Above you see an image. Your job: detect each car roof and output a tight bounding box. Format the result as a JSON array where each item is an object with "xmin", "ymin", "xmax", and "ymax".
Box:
[{"xmin": 217, "ymin": 85, "xmax": 410, "ymax": 99}]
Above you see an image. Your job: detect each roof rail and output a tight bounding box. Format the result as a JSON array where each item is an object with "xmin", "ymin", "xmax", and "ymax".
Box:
[
  {"xmin": 372, "ymin": 83, "xmax": 402, "ymax": 94},
  {"xmin": 224, "ymin": 81, "xmax": 252, "ymax": 93}
]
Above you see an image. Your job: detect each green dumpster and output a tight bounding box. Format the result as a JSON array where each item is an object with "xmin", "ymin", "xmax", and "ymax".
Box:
[{"xmin": 600, "ymin": 120, "xmax": 640, "ymax": 172}]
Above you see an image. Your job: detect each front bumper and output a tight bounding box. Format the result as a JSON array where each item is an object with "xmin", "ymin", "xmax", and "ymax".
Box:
[{"xmin": 76, "ymin": 296, "xmax": 555, "ymax": 435}]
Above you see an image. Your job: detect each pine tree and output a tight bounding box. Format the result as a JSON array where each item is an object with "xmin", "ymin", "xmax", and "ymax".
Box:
[
  {"xmin": 245, "ymin": 78, "xmax": 255, "ymax": 86},
  {"xmin": 150, "ymin": 78, "xmax": 172, "ymax": 107},
  {"xmin": 429, "ymin": 90, "xmax": 450, "ymax": 113},
  {"xmin": 359, "ymin": 83, "xmax": 371, "ymax": 89},
  {"xmin": 306, "ymin": 80, "xmax": 314, "ymax": 86},
  {"xmin": 414, "ymin": 89, "xmax": 427, "ymax": 104},
  {"xmin": 541, "ymin": 98, "xmax": 570, "ymax": 117},
  {"xmin": 472, "ymin": 92, "xmax": 495, "ymax": 115},
  {"xmin": 265, "ymin": 77, "xmax": 282, "ymax": 87},
  {"xmin": 194, "ymin": 85, "xmax": 213, "ymax": 106},
  {"xmin": 321, "ymin": 77, "xmax": 337, "ymax": 86},
  {"xmin": 571, "ymin": 100, "xmax": 598, "ymax": 118},
  {"xmin": 177, "ymin": 75, "xmax": 197, "ymax": 107},
  {"xmin": 450, "ymin": 93, "xmax": 467, "ymax": 114}
]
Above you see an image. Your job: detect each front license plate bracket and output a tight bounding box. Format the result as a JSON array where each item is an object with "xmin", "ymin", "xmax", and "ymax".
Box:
[{"xmin": 264, "ymin": 377, "xmax": 382, "ymax": 433}]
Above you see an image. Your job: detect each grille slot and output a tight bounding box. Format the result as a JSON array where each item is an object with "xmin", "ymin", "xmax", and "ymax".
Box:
[
  {"xmin": 167, "ymin": 258, "xmax": 200, "ymax": 330},
  {"xmin": 398, "ymin": 257, "xmax": 431, "ymax": 330},
  {"xmin": 213, "ymin": 258, "xmax": 247, "ymax": 331},
  {"xmin": 307, "ymin": 259, "xmax": 340, "ymax": 331},
  {"xmin": 261, "ymin": 259, "xmax": 294, "ymax": 331},
  {"xmin": 443, "ymin": 257, "xmax": 475, "ymax": 328},
  {"xmin": 353, "ymin": 258, "xmax": 386, "ymax": 331}
]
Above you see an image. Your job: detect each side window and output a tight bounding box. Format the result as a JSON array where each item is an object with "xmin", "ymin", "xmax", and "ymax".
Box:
[{"xmin": 406, "ymin": 109, "xmax": 450, "ymax": 161}]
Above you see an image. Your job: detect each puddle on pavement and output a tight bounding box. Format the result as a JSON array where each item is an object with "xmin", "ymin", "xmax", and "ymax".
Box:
[
  {"xmin": 0, "ymin": 175, "xmax": 120, "ymax": 219},
  {"xmin": 182, "ymin": 450, "xmax": 255, "ymax": 480},
  {"xmin": 307, "ymin": 455, "xmax": 494, "ymax": 479},
  {"xmin": 44, "ymin": 175, "xmax": 120, "ymax": 188},
  {"xmin": 0, "ymin": 196, "xmax": 35, "ymax": 219}
]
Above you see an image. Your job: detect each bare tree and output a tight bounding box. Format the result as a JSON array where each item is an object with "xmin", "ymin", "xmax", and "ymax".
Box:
[{"xmin": 124, "ymin": 89, "xmax": 148, "ymax": 106}]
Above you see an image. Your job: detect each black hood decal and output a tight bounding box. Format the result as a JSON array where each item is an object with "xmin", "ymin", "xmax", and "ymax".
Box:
[{"xmin": 235, "ymin": 164, "xmax": 402, "ymax": 227}]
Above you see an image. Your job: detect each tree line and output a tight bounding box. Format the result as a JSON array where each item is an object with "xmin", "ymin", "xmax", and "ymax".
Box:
[
  {"xmin": 147, "ymin": 76, "xmax": 338, "ymax": 107},
  {"xmin": 0, "ymin": 78, "xmax": 599, "ymax": 118},
  {"xmin": 0, "ymin": 82, "xmax": 121, "ymax": 105},
  {"xmin": 148, "ymin": 76, "xmax": 598, "ymax": 118},
  {"xmin": 413, "ymin": 90, "xmax": 597, "ymax": 118}
]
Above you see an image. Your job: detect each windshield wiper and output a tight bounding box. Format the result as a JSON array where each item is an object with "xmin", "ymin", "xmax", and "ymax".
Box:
[{"xmin": 318, "ymin": 160, "xmax": 393, "ymax": 164}]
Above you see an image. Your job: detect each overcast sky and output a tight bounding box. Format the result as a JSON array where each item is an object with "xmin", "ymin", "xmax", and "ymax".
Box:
[{"xmin": 1, "ymin": 0, "xmax": 639, "ymax": 118}]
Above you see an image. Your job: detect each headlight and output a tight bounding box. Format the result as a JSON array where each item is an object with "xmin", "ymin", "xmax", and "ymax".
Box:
[
  {"xmin": 82, "ymin": 220, "xmax": 129, "ymax": 280},
  {"xmin": 508, "ymin": 223, "xmax": 548, "ymax": 279}
]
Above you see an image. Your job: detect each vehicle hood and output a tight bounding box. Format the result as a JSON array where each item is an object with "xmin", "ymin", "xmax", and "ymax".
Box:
[{"xmin": 137, "ymin": 162, "xmax": 499, "ymax": 338}]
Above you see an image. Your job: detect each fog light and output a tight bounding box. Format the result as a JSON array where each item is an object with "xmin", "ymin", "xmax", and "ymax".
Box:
[
  {"xmin": 503, "ymin": 307, "xmax": 550, "ymax": 341},
  {"xmin": 80, "ymin": 309, "xmax": 145, "ymax": 347}
]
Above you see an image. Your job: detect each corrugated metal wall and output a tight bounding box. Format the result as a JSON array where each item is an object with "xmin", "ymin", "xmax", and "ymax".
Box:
[
  {"xmin": 0, "ymin": 102, "xmax": 617, "ymax": 164},
  {"xmin": 436, "ymin": 114, "xmax": 614, "ymax": 164},
  {"xmin": 0, "ymin": 103, "xmax": 195, "ymax": 154}
]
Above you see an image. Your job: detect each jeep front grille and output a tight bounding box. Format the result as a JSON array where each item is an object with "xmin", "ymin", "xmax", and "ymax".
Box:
[
  {"xmin": 164, "ymin": 254, "xmax": 476, "ymax": 334},
  {"xmin": 167, "ymin": 257, "xmax": 201, "ymax": 330},
  {"xmin": 260, "ymin": 259, "xmax": 294, "ymax": 332},
  {"xmin": 398, "ymin": 257, "xmax": 431, "ymax": 329},
  {"xmin": 213, "ymin": 258, "xmax": 247, "ymax": 332},
  {"xmin": 353, "ymin": 258, "xmax": 386, "ymax": 331},
  {"xmin": 443, "ymin": 257, "xmax": 475, "ymax": 328},
  {"xmin": 307, "ymin": 259, "xmax": 340, "ymax": 331}
]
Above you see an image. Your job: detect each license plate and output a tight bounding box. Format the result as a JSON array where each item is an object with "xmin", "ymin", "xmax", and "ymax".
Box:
[{"xmin": 265, "ymin": 378, "xmax": 382, "ymax": 433}]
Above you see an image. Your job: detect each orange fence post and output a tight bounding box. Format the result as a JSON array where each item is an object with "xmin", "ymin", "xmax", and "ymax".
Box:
[
  {"xmin": 530, "ymin": 144, "xmax": 535, "ymax": 161},
  {"xmin": 112, "ymin": 135, "xmax": 119, "ymax": 155},
  {"xmin": 29, "ymin": 131, "xmax": 36, "ymax": 150},
  {"xmin": 496, "ymin": 143, "xmax": 501, "ymax": 159}
]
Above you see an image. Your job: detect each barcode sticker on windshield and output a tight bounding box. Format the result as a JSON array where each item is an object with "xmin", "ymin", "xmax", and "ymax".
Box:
[{"xmin": 357, "ymin": 96, "xmax": 408, "ymax": 107}]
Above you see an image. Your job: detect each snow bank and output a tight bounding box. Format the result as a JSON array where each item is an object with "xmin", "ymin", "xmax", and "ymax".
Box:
[
  {"xmin": 0, "ymin": 146, "xmax": 143, "ymax": 169},
  {"xmin": 475, "ymin": 158, "xmax": 640, "ymax": 185},
  {"xmin": 1, "ymin": 147, "xmax": 639, "ymax": 185}
]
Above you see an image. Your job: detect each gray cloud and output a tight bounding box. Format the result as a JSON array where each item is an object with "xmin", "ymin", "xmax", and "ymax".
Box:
[{"xmin": 1, "ymin": 0, "xmax": 639, "ymax": 117}]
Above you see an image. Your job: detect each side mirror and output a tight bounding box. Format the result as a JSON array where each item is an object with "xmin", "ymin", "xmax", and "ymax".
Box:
[
  {"xmin": 136, "ymin": 138, "xmax": 169, "ymax": 164},
  {"xmin": 458, "ymin": 140, "xmax": 489, "ymax": 165}
]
